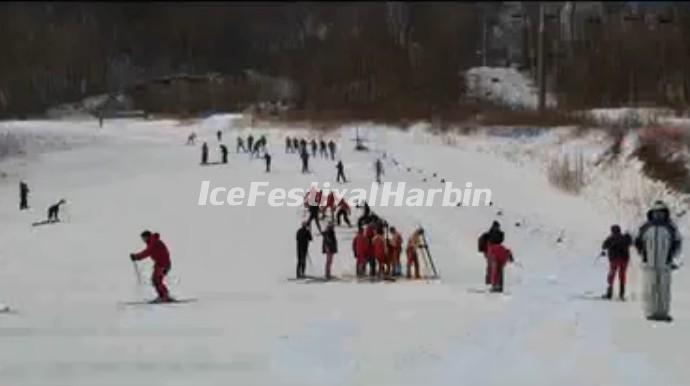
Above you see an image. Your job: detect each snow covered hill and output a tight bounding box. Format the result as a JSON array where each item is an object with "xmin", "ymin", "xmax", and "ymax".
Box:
[{"xmin": 0, "ymin": 116, "xmax": 688, "ymax": 386}]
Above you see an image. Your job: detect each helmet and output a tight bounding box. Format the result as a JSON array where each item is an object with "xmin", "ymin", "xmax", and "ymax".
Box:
[
  {"xmin": 611, "ymin": 225, "xmax": 621, "ymax": 234},
  {"xmin": 647, "ymin": 200, "xmax": 670, "ymax": 222}
]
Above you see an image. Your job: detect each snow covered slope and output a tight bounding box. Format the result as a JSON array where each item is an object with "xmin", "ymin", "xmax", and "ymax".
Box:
[{"xmin": 0, "ymin": 116, "xmax": 688, "ymax": 386}]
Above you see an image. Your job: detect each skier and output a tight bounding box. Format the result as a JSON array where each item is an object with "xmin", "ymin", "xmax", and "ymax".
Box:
[
  {"xmin": 319, "ymin": 140, "xmax": 328, "ymax": 158},
  {"xmin": 292, "ymin": 138, "xmax": 300, "ymax": 152},
  {"xmin": 328, "ymin": 140, "xmax": 336, "ymax": 160},
  {"xmin": 236, "ymin": 136, "xmax": 246, "ymax": 153},
  {"xmin": 300, "ymin": 148, "xmax": 310, "ymax": 174},
  {"xmin": 264, "ymin": 152, "xmax": 272, "ymax": 173},
  {"xmin": 372, "ymin": 227, "xmax": 389, "ymax": 278},
  {"xmin": 365, "ymin": 224, "xmax": 377, "ymax": 276},
  {"xmin": 251, "ymin": 141, "xmax": 262, "ymax": 159},
  {"xmin": 352, "ymin": 227, "xmax": 370, "ymax": 277},
  {"xmin": 216, "ymin": 130, "xmax": 222, "ymax": 142},
  {"xmin": 335, "ymin": 198, "xmax": 352, "ymax": 227},
  {"xmin": 201, "ymin": 142, "xmax": 209, "ymax": 165},
  {"xmin": 247, "ymin": 134, "xmax": 254, "ymax": 152},
  {"xmin": 478, "ymin": 221, "xmax": 505, "ymax": 285},
  {"xmin": 336, "ymin": 160, "xmax": 347, "ymax": 183},
  {"xmin": 322, "ymin": 192, "xmax": 336, "ymax": 221},
  {"xmin": 303, "ymin": 188, "xmax": 322, "ymax": 232},
  {"xmin": 299, "ymin": 138, "xmax": 307, "ymax": 154},
  {"xmin": 310, "ymin": 139, "xmax": 318, "ymax": 157},
  {"xmin": 486, "ymin": 241, "xmax": 514, "ymax": 293},
  {"xmin": 220, "ymin": 144, "xmax": 228, "ymax": 164},
  {"xmin": 186, "ymin": 132, "xmax": 197, "ymax": 146},
  {"xmin": 130, "ymin": 230, "xmax": 173, "ymax": 303},
  {"xmin": 634, "ymin": 200, "xmax": 682, "ymax": 322},
  {"xmin": 322, "ymin": 222, "xmax": 338, "ymax": 280},
  {"xmin": 46, "ymin": 199, "xmax": 66, "ymax": 222},
  {"xmin": 406, "ymin": 228, "xmax": 424, "ymax": 279},
  {"xmin": 356, "ymin": 201, "xmax": 373, "ymax": 229},
  {"xmin": 389, "ymin": 226, "xmax": 403, "ymax": 276},
  {"xmin": 258, "ymin": 135, "xmax": 267, "ymax": 151},
  {"xmin": 600, "ymin": 225, "xmax": 633, "ymax": 300},
  {"xmin": 374, "ymin": 158, "xmax": 384, "ymax": 184},
  {"xmin": 285, "ymin": 137, "xmax": 292, "ymax": 153},
  {"xmin": 295, "ymin": 221, "xmax": 313, "ymax": 279},
  {"xmin": 19, "ymin": 181, "xmax": 29, "ymax": 210}
]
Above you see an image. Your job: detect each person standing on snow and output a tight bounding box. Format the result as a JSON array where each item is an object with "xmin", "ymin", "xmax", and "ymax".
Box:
[
  {"xmin": 220, "ymin": 144, "xmax": 229, "ymax": 164},
  {"xmin": 600, "ymin": 225, "xmax": 633, "ymax": 300},
  {"xmin": 352, "ymin": 227, "xmax": 370, "ymax": 277},
  {"xmin": 389, "ymin": 227, "xmax": 403, "ymax": 276},
  {"xmin": 486, "ymin": 242, "xmax": 514, "ymax": 293},
  {"xmin": 186, "ymin": 132, "xmax": 197, "ymax": 145},
  {"xmin": 335, "ymin": 198, "xmax": 352, "ymax": 227},
  {"xmin": 635, "ymin": 200, "xmax": 682, "ymax": 322},
  {"xmin": 372, "ymin": 227, "xmax": 389, "ymax": 278},
  {"xmin": 201, "ymin": 142, "xmax": 209, "ymax": 165},
  {"xmin": 236, "ymin": 136, "xmax": 246, "ymax": 153},
  {"xmin": 310, "ymin": 139, "xmax": 318, "ymax": 157},
  {"xmin": 322, "ymin": 222, "xmax": 338, "ymax": 280},
  {"xmin": 19, "ymin": 181, "xmax": 30, "ymax": 210},
  {"xmin": 303, "ymin": 188, "xmax": 323, "ymax": 232},
  {"xmin": 406, "ymin": 228, "xmax": 424, "ymax": 279},
  {"xmin": 216, "ymin": 130, "xmax": 222, "ymax": 142},
  {"xmin": 295, "ymin": 221, "xmax": 313, "ymax": 279},
  {"xmin": 374, "ymin": 158, "xmax": 384, "ymax": 184},
  {"xmin": 300, "ymin": 148, "xmax": 310, "ymax": 174},
  {"xmin": 336, "ymin": 160, "xmax": 347, "ymax": 183},
  {"xmin": 285, "ymin": 137, "xmax": 292, "ymax": 153},
  {"xmin": 247, "ymin": 134, "xmax": 254, "ymax": 152},
  {"xmin": 130, "ymin": 231, "xmax": 173, "ymax": 303},
  {"xmin": 319, "ymin": 140, "xmax": 328, "ymax": 158},
  {"xmin": 478, "ymin": 221, "xmax": 504, "ymax": 285},
  {"xmin": 322, "ymin": 192, "xmax": 336, "ymax": 222},
  {"xmin": 264, "ymin": 153, "xmax": 272, "ymax": 173},
  {"xmin": 328, "ymin": 140, "xmax": 337, "ymax": 160}
]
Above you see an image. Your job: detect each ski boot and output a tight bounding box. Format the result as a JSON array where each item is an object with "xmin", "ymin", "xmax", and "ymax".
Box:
[
  {"xmin": 619, "ymin": 284, "xmax": 626, "ymax": 301},
  {"xmin": 602, "ymin": 286, "xmax": 613, "ymax": 300},
  {"xmin": 647, "ymin": 314, "xmax": 673, "ymax": 323}
]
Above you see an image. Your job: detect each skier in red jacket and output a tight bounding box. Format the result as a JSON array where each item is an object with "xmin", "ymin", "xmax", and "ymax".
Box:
[
  {"xmin": 352, "ymin": 227, "xmax": 370, "ymax": 277},
  {"xmin": 372, "ymin": 229, "xmax": 388, "ymax": 278},
  {"xmin": 130, "ymin": 230, "xmax": 173, "ymax": 303}
]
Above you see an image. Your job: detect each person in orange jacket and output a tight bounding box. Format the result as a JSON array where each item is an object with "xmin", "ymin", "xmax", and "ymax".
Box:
[
  {"xmin": 486, "ymin": 243, "xmax": 514, "ymax": 293},
  {"xmin": 389, "ymin": 226, "xmax": 403, "ymax": 277},
  {"xmin": 406, "ymin": 228, "xmax": 423, "ymax": 279},
  {"xmin": 372, "ymin": 228, "xmax": 389, "ymax": 278}
]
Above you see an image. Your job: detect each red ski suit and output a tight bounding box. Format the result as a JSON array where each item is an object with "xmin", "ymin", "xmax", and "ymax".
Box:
[
  {"xmin": 486, "ymin": 244, "xmax": 512, "ymax": 287},
  {"xmin": 132, "ymin": 233, "xmax": 171, "ymax": 300},
  {"xmin": 372, "ymin": 234, "xmax": 388, "ymax": 264}
]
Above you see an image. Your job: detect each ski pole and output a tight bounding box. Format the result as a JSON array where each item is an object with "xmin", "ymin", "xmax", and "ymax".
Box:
[{"xmin": 131, "ymin": 260, "xmax": 143, "ymax": 285}]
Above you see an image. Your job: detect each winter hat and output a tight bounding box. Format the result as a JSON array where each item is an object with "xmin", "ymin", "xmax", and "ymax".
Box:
[
  {"xmin": 491, "ymin": 221, "xmax": 501, "ymax": 229},
  {"xmin": 650, "ymin": 200, "xmax": 668, "ymax": 212},
  {"xmin": 140, "ymin": 230, "xmax": 152, "ymax": 238},
  {"xmin": 611, "ymin": 225, "xmax": 621, "ymax": 234}
]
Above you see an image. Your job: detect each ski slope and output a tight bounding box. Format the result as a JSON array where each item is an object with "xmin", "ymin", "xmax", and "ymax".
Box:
[{"xmin": 0, "ymin": 116, "xmax": 688, "ymax": 386}]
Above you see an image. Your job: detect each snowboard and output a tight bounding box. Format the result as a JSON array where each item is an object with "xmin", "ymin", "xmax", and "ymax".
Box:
[{"xmin": 119, "ymin": 298, "xmax": 198, "ymax": 306}]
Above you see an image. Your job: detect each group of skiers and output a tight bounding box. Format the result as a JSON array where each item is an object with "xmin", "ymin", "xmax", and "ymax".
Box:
[
  {"xmin": 475, "ymin": 199, "xmax": 682, "ymax": 322},
  {"xmin": 297, "ymin": 186, "xmax": 431, "ymax": 281},
  {"xmin": 286, "ymin": 137, "xmax": 337, "ymax": 160},
  {"xmin": 17, "ymin": 181, "xmax": 68, "ymax": 224},
  {"xmin": 194, "ymin": 131, "xmax": 271, "ymax": 172}
]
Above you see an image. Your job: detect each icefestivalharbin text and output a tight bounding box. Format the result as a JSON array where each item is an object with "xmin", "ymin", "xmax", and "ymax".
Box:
[{"xmin": 197, "ymin": 181, "xmax": 492, "ymax": 207}]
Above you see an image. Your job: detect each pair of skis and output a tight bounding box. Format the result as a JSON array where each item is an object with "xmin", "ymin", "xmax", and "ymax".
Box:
[{"xmin": 418, "ymin": 229, "xmax": 439, "ymax": 279}]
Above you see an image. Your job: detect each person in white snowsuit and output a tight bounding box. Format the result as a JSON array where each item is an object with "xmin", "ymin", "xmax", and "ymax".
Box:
[{"xmin": 634, "ymin": 200, "xmax": 682, "ymax": 322}]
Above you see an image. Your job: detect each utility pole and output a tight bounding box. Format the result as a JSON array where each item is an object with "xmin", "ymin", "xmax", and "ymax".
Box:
[
  {"xmin": 537, "ymin": 2, "xmax": 546, "ymax": 112},
  {"xmin": 482, "ymin": 4, "xmax": 488, "ymax": 67}
]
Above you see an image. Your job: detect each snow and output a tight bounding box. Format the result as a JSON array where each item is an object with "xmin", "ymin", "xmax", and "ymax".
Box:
[
  {"xmin": 465, "ymin": 67, "xmax": 557, "ymax": 110},
  {"xmin": 0, "ymin": 115, "xmax": 689, "ymax": 385}
]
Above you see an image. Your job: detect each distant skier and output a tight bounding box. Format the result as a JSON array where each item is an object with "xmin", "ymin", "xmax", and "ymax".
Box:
[
  {"xmin": 264, "ymin": 153, "xmax": 272, "ymax": 172},
  {"xmin": 292, "ymin": 138, "xmax": 299, "ymax": 152},
  {"xmin": 336, "ymin": 160, "xmax": 347, "ymax": 183},
  {"xmin": 300, "ymin": 149, "xmax": 310, "ymax": 174},
  {"xmin": 374, "ymin": 158, "xmax": 384, "ymax": 184},
  {"xmin": 319, "ymin": 140, "xmax": 328, "ymax": 158},
  {"xmin": 201, "ymin": 142, "xmax": 209, "ymax": 165},
  {"xmin": 216, "ymin": 130, "xmax": 222, "ymax": 142},
  {"xmin": 247, "ymin": 134, "xmax": 254, "ymax": 152},
  {"xmin": 310, "ymin": 139, "xmax": 317, "ymax": 157},
  {"xmin": 635, "ymin": 200, "xmax": 682, "ymax": 322},
  {"xmin": 322, "ymin": 222, "xmax": 338, "ymax": 280},
  {"xmin": 478, "ymin": 221, "xmax": 505, "ymax": 285},
  {"xmin": 486, "ymin": 241, "xmax": 514, "ymax": 293},
  {"xmin": 406, "ymin": 228, "xmax": 424, "ymax": 279},
  {"xmin": 335, "ymin": 198, "xmax": 352, "ymax": 227},
  {"xmin": 600, "ymin": 225, "xmax": 633, "ymax": 300},
  {"xmin": 322, "ymin": 192, "xmax": 336, "ymax": 221},
  {"xmin": 19, "ymin": 181, "xmax": 29, "ymax": 210},
  {"xmin": 299, "ymin": 138, "xmax": 307, "ymax": 154},
  {"xmin": 236, "ymin": 136, "xmax": 246, "ymax": 153},
  {"xmin": 130, "ymin": 230, "xmax": 172, "ymax": 303},
  {"xmin": 285, "ymin": 137, "xmax": 292, "ymax": 153},
  {"xmin": 304, "ymin": 188, "xmax": 323, "ymax": 232},
  {"xmin": 220, "ymin": 144, "xmax": 228, "ymax": 164},
  {"xmin": 186, "ymin": 132, "xmax": 197, "ymax": 146},
  {"xmin": 295, "ymin": 221, "xmax": 313, "ymax": 279},
  {"xmin": 47, "ymin": 199, "xmax": 66, "ymax": 223},
  {"xmin": 328, "ymin": 140, "xmax": 337, "ymax": 160},
  {"xmin": 389, "ymin": 226, "xmax": 403, "ymax": 276},
  {"xmin": 252, "ymin": 141, "xmax": 262, "ymax": 159}
]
